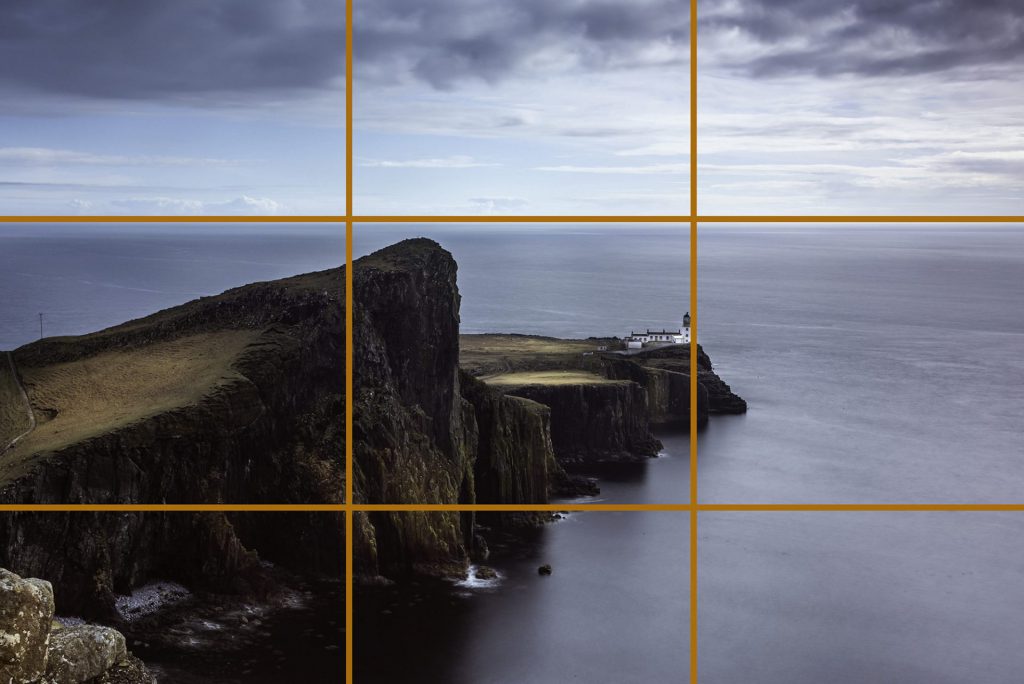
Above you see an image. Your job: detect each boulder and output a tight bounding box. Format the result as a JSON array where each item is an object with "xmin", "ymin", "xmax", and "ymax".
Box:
[
  {"xmin": 43, "ymin": 625, "xmax": 126, "ymax": 684},
  {"xmin": 0, "ymin": 568, "xmax": 55, "ymax": 684},
  {"xmin": 91, "ymin": 654, "xmax": 156, "ymax": 684},
  {"xmin": 474, "ymin": 566, "xmax": 498, "ymax": 580}
]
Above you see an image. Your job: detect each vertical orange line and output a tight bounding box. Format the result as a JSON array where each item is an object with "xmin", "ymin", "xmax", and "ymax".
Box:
[
  {"xmin": 346, "ymin": 511, "xmax": 354, "ymax": 683},
  {"xmin": 346, "ymin": 0, "xmax": 354, "ymax": 217},
  {"xmin": 689, "ymin": 1, "xmax": 698, "ymax": 683},
  {"xmin": 346, "ymin": 220, "xmax": 353, "ymax": 506}
]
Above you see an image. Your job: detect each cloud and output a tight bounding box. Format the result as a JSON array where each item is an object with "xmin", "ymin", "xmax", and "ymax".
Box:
[
  {"xmin": 104, "ymin": 195, "xmax": 283, "ymax": 215},
  {"xmin": 467, "ymin": 196, "xmax": 528, "ymax": 213},
  {"xmin": 537, "ymin": 162, "xmax": 689, "ymax": 175},
  {"xmin": 361, "ymin": 155, "xmax": 498, "ymax": 168},
  {"xmin": 355, "ymin": 0, "xmax": 689, "ymax": 89},
  {"xmin": 0, "ymin": 0, "xmax": 344, "ymax": 102},
  {"xmin": 0, "ymin": 147, "xmax": 232, "ymax": 167},
  {"xmin": 700, "ymin": 0, "xmax": 1024, "ymax": 79}
]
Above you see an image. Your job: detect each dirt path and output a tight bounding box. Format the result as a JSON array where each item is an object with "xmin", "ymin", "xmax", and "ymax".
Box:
[{"xmin": 3, "ymin": 352, "xmax": 36, "ymax": 454}]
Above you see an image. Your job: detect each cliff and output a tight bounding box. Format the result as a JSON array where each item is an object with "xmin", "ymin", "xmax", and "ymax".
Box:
[
  {"xmin": 351, "ymin": 239, "xmax": 746, "ymax": 580},
  {"xmin": 629, "ymin": 344, "xmax": 747, "ymax": 415},
  {"xmin": 352, "ymin": 239, "xmax": 560, "ymax": 579},
  {"xmin": 1, "ymin": 268, "xmax": 344, "ymax": 505},
  {"xmin": 0, "ymin": 270, "xmax": 345, "ymax": 619},
  {"xmin": 491, "ymin": 378, "xmax": 661, "ymax": 463},
  {"xmin": 0, "ymin": 512, "xmax": 343, "ymax": 621}
]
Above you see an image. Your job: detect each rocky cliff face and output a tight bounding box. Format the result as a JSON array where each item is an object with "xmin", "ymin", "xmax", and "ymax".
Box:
[
  {"xmin": 351, "ymin": 239, "xmax": 746, "ymax": 580},
  {"xmin": 496, "ymin": 381, "xmax": 661, "ymax": 463},
  {"xmin": 630, "ymin": 344, "xmax": 747, "ymax": 416},
  {"xmin": 0, "ymin": 269, "xmax": 345, "ymax": 619},
  {"xmin": 2, "ymin": 268, "xmax": 343, "ymax": 506},
  {"xmin": 0, "ymin": 511, "xmax": 343, "ymax": 624},
  {"xmin": 1, "ymin": 567, "xmax": 154, "ymax": 684},
  {"xmin": 352, "ymin": 240, "xmax": 564, "ymax": 579}
]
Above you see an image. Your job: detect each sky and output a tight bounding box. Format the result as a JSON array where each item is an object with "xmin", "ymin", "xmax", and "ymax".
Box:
[
  {"xmin": 356, "ymin": 0, "xmax": 1023, "ymax": 215},
  {"xmin": 0, "ymin": 0, "xmax": 345, "ymax": 215}
]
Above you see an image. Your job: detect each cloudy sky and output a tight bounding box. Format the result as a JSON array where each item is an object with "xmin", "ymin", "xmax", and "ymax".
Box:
[
  {"xmin": 354, "ymin": 0, "xmax": 691, "ymax": 215},
  {"xmin": 0, "ymin": 0, "xmax": 344, "ymax": 215},
  {"xmin": 356, "ymin": 0, "xmax": 1023, "ymax": 215}
]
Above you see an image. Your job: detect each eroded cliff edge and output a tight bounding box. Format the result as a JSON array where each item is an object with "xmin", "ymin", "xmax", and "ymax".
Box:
[
  {"xmin": 1, "ymin": 268, "xmax": 343, "ymax": 505},
  {"xmin": 0, "ymin": 270, "xmax": 345, "ymax": 621},
  {"xmin": 352, "ymin": 238, "xmax": 745, "ymax": 581}
]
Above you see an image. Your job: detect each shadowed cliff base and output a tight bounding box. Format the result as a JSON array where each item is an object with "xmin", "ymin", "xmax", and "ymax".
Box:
[
  {"xmin": 0, "ymin": 267, "xmax": 344, "ymax": 505},
  {"xmin": 352, "ymin": 238, "xmax": 744, "ymax": 582},
  {"xmin": 1, "ymin": 512, "xmax": 345, "ymax": 682}
]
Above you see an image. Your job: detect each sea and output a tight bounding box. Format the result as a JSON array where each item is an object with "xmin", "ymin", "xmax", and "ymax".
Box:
[
  {"xmin": 4, "ymin": 223, "xmax": 1024, "ymax": 682},
  {"xmin": 354, "ymin": 223, "xmax": 1024, "ymax": 684},
  {"xmin": 0, "ymin": 223, "xmax": 344, "ymax": 351}
]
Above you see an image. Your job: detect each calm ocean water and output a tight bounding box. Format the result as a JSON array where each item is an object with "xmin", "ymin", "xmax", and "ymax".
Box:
[
  {"xmin": 356, "ymin": 224, "xmax": 1024, "ymax": 683},
  {"xmin": 0, "ymin": 224, "xmax": 344, "ymax": 351}
]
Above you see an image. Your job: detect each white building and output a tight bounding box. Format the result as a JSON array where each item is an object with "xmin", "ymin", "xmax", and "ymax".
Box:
[{"xmin": 626, "ymin": 313, "xmax": 691, "ymax": 349}]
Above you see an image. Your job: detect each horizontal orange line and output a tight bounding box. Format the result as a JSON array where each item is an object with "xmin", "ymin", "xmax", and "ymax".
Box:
[
  {"xmin": 354, "ymin": 215, "xmax": 1023, "ymax": 224},
  {"xmin": 352, "ymin": 503, "xmax": 693, "ymax": 512},
  {"xmin": 0, "ymin": 504, "xmax": 346, "ymax": 512},
  {"xmin": 696, "ymin": 216, "xmax": 1024, "ymax": 223},
  {"xmin": 0, "ymin": 216, "xmax": 345, "ymax": 223},
  {"xmin": 353, "ymin": 215, "xmax": 692, "ymax": 223},
  {"xmin": 697, "ymin": 504, "xmax": 1024, "ymax": 511}
]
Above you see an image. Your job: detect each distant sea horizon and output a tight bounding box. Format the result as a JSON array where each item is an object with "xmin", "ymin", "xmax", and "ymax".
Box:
[{"xmin": 0, "ymin": 223, "xmax": 344, "ymax": 351}]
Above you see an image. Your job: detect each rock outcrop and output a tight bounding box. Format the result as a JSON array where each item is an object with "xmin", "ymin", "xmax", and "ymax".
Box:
[
  {"xmin": 1, "ymin": 568, "xmax": 53, "ymax": 683},
  {"xmin": 1, "ymin": 568, "xmax": 153, "ymax": 684},
  {"xmin": 495, "ymin": 380, "xmax": 661, "ymax": 463},
  {"xmin": 353, "ymin": 240, "xmax": 565, "ymax": 579},
  {"xmin": 629, "ymin": 345, "xmax": 747, "ymax": 416}
]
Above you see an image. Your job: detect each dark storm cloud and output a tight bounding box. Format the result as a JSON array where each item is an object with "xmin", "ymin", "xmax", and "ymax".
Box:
[
  {"xmin": 354, "ymin": 0, "xmax": 689, "ymax": 89},
  {"xmin": 701, "ymin": 0, "xmax": 1024, "ymax": 78},
  {"xmin": 0, "ymin": 0, "xmax": 343, "ymax": 100}
]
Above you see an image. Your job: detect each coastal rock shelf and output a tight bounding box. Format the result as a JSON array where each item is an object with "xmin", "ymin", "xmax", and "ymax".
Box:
[{"xmin": 352, "ymin": 239, "xmax": 745, "ymax": 581}]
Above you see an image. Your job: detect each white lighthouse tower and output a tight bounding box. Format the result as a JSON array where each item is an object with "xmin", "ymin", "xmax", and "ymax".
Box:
[{"xmin": 682, "ymin": 312, "xmax": 691, "ymax": 344}]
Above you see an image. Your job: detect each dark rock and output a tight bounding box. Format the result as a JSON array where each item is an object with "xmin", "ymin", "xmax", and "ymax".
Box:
[
  {"xmin": 45, "ymin": 624, "xmax": 127, "ymax": 683},
  {"xmin": 0, "ymin": 568, "xmax": 53, "ymax": 684},
  {"xmin": 474, "ymin": 566, "xmax": 498, "ymax": 580},
  {"xmin": 498, "ymin": 381, "xmax": 661, "ymax": 464},
  {"xmin": 537, "ymin": 564, "xmax": 552, "ymax": 576},
  {"xmin": 550, "ymin": 473, "xmax": 600, "ymax": 498},
  {"xmin": 90, "ymin": 654, "xmax": 156, "ymax": 684}
]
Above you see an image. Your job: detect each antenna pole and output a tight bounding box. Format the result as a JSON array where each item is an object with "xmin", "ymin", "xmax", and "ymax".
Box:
[{"xmin": 39, "ymin": 313, "xmax": 43, "ymax": 340}]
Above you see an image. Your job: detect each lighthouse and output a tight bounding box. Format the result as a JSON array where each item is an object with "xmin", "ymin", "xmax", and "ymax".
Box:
[{"xmin": 624, "ymin": 311, "xmax": 691, "ymax": 349}]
